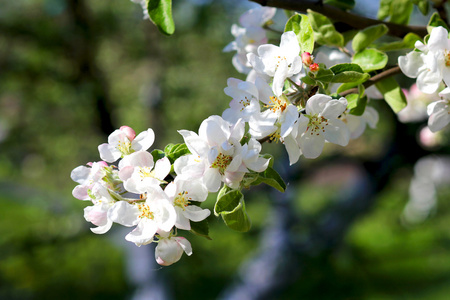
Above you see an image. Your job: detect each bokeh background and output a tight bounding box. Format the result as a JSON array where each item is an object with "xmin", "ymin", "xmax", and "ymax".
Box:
[{"xmin": 2, "ymin": 0, "xmax": 450, "ymax": 299}]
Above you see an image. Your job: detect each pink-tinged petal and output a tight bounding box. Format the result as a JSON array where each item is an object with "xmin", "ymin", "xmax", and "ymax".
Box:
[
  {"xmin": 118, "ymin": 165, "xmax": 134, "ymax": 182},
  {"xmin": 203, "ymin": 167, "xmax": 222, "ymax": 192},
  {"xmin": 183, "ymin": 205, "xmax": 210, "ymax": 222},
  {"xmin": 223, "ymin": 171, "xmax": 245, "ymax": 189},
  {"xmin": 155, "ymin": 238, "xmax": 185, "ymax": 266},
  {"xmin": 126, "ymin": 219, "xmax": 158, "ymax": 246},
  {"xmin": 199, "ymin": 116, "xmax": 229, "ymax": 147},
  {"xmin": 175, "ymin": 207, "xmax": 191, "ymax": 230},
  {"xmin": 90, "ymin": 219, "xmax": 113, "ymax": 234},
  {"xmin": 428, "ymin": 107, "xmax": 450, "ymax": 132},
  {"xmin": 72, "ymin": 185, "xmax": 90, "ymax": 200},
  {"xmin": 70, "ymin": 166, "xmax": 91, "ymax": 184},
  {"xmin": 323, "ymin": 119, "xmax": 350, "ymax": 146},
  {"xmin": 107, "ymin": 129, "xmax": 126, "ymax": 146},
  {"xmin": 174, "ymin": 237, "xmax": 193, "ymax": 256},
  {"xmin": 322, "ymin": 98, "xmax": 347, "ymax": 119},
  {"xmin": 299, "ymin": 131, "xmax": 325, "ymax": 159},
  {"xmin": 283, "ymin": 134, "xmax": 301, "ymax": 165},
  {"xmin": 398, "ymin": 51, "xmax": 423, "ymax": 78},
  {"xmin": 306, "ymin": 94, "xmax": 332, "ymax": 115},
  {"xmin": 427, "ymin": 26, "xmax": 449, "ymax": 52},
  {"xmin": 132, "ymin": 129, "xmax": 155, "ymax": 152},
  {"xmin": 120, "ymin": 126, "xmax": 136, "ymax": 141},
  {"xmin": 108, "ymin": 201, "xmax": 140, "ymax": 227},
  {"xmin": 98, "ymin": 143, "xmax": 121, "ymax": 163}
]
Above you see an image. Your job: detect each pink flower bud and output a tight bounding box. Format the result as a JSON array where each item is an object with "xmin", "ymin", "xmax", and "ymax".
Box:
[
  {"xmin": 309, "ymin": 63, "xmax": 319, "ymax": 72},
  {"xmin": 302, "ymin": 52, "xmax": 313, "ymax": 65},
  {"xmin": 120, "ymin": 126, "xmax": 136, "ymax": 141}
]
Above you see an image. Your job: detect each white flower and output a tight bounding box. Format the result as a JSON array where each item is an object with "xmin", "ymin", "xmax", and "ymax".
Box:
[
  {"xmin": 164, "ymin": 177, "xmax": 210, "ymax": 230},
  {"xmin": 118, "ymin": 151, "xmax": 171, "ymax": 194},
  {"xmin": 71, "ymin": 161, "xmax": 109, "ymax": 200},
  {"xmin": 155, "ymin": 231, "xmax": 192, "ymax": 266},
  {"xmin": 398, "ymin": 84, "xmax": 439, "ymax": 123},
  {"xmin": 427, "ymin": 87, "xmax": 450, "ymax": 132},
  {"xmin": 247, "ymin": 31, "xmax": 302, "ymax": 96},
  {"xmin": 223, "ymin": 6, "xmax": 276, "ymax": 74},
  {"xmin": 178, "ymin": 115, "xmax": 269, "ymax": 191},
  {"xmin": 340, "ymin": 106, "xmax": 379, "ymax": 139},
  {"xmin": 297, "ymin": 94, "xmax": 350, "ymax": 159},
  {"xmin": 83, "ymin": 183, "xmax": 116, "ymax": 234},
  {"xmin": 98, "ymin": 126, "xmax": 155, "ymax": 163},
  {"xmin": 108, "ymin": 186, "xmax": 176, "ymax": 246},
  {"xmin": 222, "ymin": 78, "xmax": 261, "ymax": 123},
  {"xmin": 398, "ymin": 26, "xmax": 450, "ymax": 94}
]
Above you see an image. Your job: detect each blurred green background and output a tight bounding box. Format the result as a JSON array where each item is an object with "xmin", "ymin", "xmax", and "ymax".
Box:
[{"xmin": 1, "ymin": 0, "xmax": 450, "ymax": 299}]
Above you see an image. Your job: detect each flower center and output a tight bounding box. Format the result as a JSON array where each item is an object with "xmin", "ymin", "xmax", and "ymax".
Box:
[
  {"xmin": 174, "ymin": 191, "xmax": 191, "ymax": 211},
  {"xmin": 238, "ymin": 96, "xmax": 252, "ymax": 111},
  {"xmin": 138, "ymin": 167, "xmax": 155, "ymax": 179},
  {"xmin": 137, "ymin": 203, "xmax": 154, "ymax": 219},
  {"xmin": 445, "ymin": 50, "xmax": 450, "ymax": 67},
  {"xmin": 211, "ymin": 153, "xmax": 233, "ymax": 175},
  {"xmin": 307, "ymin": 115, "xmax": 328, "ymax": 136},
  {"xmin": 269, "ymin": 128, "xmax": 281, "ymax": 143},
  {"xmin": 117, "ymin": 139, "xmax": 133, "ymax": 156},
  {"xmin": 266, "ymin": 96, "xmax": 287, "ymax": 113}
]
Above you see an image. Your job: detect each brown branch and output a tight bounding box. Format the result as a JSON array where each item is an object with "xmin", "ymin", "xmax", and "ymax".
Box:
[
  {"xmin": 251, "ymin": 0, "xmax": 427, "ymax": 38},
  {"xmin": 339, "ymin": 65, "xmax": 401, "ymax": 97}
]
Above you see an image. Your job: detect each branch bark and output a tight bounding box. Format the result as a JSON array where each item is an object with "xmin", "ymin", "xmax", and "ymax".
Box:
[{"xmin": 251, "ymin": 0, "xmax": 427, "ymax": 38}]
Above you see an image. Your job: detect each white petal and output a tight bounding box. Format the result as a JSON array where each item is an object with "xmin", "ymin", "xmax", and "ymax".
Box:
[
  {"xmin": 398, "ymin": 51, "xmax": 424, "ymax": 78},
  {"xmin": 283, "ymin": 134, "xmax": 301, "ymax": 165},
  {"xmin": 108, "ymin": 201, "xmax": 140, "ymax": 227},
  {"xmin": 299, "ymin": 131, "xmax": 325, "ymax": 159},
  {"xmin": 321, "ymin": 98, "xmax": 347, "ymax": 119},
  {"xmin": 183, "ymin": 205, "xmax": 211, "ymax": 222},
  {"xmin": 98, "ymin": 143, "xmax": 121, "ymax": 163},
  {"xmin": 428, "ymin": 106, "xmax": 450, "ymax": 132},
  {"xmin": 323, "ymin": 119, "xmax": 350, "ymax": 146},
  {"xmin": 126, "ymin": 219, "xmax": 158, "ymax": 246},
  {"xmin": 203, "ymin": 167, "xmax": 222, "ymax": 192},
  {"xmin": 131, "ymin": 129, "xmax": 155, "ymax": 152}
]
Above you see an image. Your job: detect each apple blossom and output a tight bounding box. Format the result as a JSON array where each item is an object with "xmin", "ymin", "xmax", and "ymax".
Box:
[
  {"xmin": 427, "ymin": 87, "xmax": 450, "ymax": 132},
  {"xmin": 155, "ymin": 231, "xmax": 193, "ymax": 266},
  {"xmin": 83, "ymin": 183, "xmax": 116, "ymax": 234},
  {"xmin": 98, "ymin": 126, "xmax": 155, "ymax": 163},
  {"xmin": 222, "ymin": 78, "xmax": 261, "ymax": 123},
  {"xmin": 340, "ymin": 106, "xmax": 379, "ymax": 139},
  {"xmin": 297, "ymin": 94, "xmax": 350, "ymax": 159},
  {"xmin": 247, "ymin": 31, "xmax": 303, "ymax": 96},
  {"xmin": 71, "ymin": 161, "xmax": 109, "ymax": 200}
]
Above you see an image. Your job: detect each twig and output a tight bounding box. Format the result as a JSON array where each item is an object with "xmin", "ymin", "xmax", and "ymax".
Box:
[{"xmin": 251, "ymin": 0, "xmax": 427, "ymax": 38}]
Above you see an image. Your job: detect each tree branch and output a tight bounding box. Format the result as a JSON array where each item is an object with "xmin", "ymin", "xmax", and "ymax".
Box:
[
  {"xmin": 251, "ymin": 0, "xmax": 427, "ymax": 38},
  {"xmin": 339, "ymin": 65, "xmax": 401, "ymax": 97}
]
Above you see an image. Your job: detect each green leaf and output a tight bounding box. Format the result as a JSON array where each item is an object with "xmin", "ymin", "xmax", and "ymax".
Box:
[
  {"xmin": 190, "ymin": 218, "xmax": 211, "ymax": 240},
  {"xmin": 427, "ymin": 12, "xmax": 450, "ymax": 34},
  {"xmin": 377, "ymin": 0, "xmax": 392, "ymax": 20},
  {"xmin": 411, "ymin": 0, "xmax": 429, "ymax": 15},
  {"xmin": 375, "ymin": 32, "xmax": 421, "ymax": 51},
  {"xmin": 307, "ymin": 9, "xmax": 344, "ymax": 47},
  {"xmin": 352, "ymin": 48, "xmax": 388, "ymax": 73},
  {"xmin": 285, "ymin": 14, "xmax": 315, "ymax": 54},
  {"xmin": 151, "ymin": 149, "xmax": 165, "ymax": 162},
  {"xmin": 390, "ymin": 0, "xmax": 413, "ymax": 25},
  {"xmin": 251, "ymin": 166, "xmax": 286, "ymax": 192},
  {"xmin": 214, "ymin": 189, "xmax": 251, "ymax": 232},
  {"xmin": 343, "ymin": 30, "xmax": 358, "ymax": 46},
  {"xmin": 323, "ymin": 0, "xmax": 355, "ymax": 10},
  {"xmin": 375, "ymin": 78, "xmax": 407, "ymax": 113},
  {"xmin": 147, "ymin": 0, "xmax": 175, "ymax": 36},
  {"xmin": 330, "ymin": 63, "xmax": 369, "ymax": 83},
  {"xmin": 310, "ymin": 63, "xmax": 334, "ymax": 82},
  {"xmin": 346, "ymin": 93, "xmax": 367, "ymax": 116},
  {"xmin": 164, "ymin": 143, "xmax": 190, "ymax": 163},
  {"xmin": 352, "ymin": 24, "xmax": 389, "ymax": 53},
  {"xmin": 302, "ymin": 75, "xmax": 317, "ymax": 85}
]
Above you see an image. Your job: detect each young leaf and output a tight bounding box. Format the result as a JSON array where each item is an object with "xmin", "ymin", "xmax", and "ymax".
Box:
[
  {"xmin": 390, "ymin": 0, "xmax": 413, "ymax": 25},
  {"xmin": 377, "ymin": 0, "xmax": 392, "ymax": 20},
  {"xmin": 285, "ymin": 14, "xmax": 315, "ymax": 54},
  {"xmin": 352, "ymin": 48, "xmax": 388, "ymax": 72},
  {"xmin": 190, "ymin": 218, "xmax": 212, "ymax": 240},
  {"xmin": 147, "ymin": 0, "xmax": 175, "ymax": 36},
  {"xmin": 375, "ymin": 32, "xmax": 421, "ymax": 51},
  {"xmin": 251, "ymin": 166, "xmax": 286, "ymax": 192},
  {"xmin": 346, "ymin": 93, "xmax": 367, "ymax": 116},
  {"xmin": 375, "ymin": 78, "xmax": 407, "ymax": 113},
  {"xmin": 352, "ymin": 24, "xmax": 389, "ymax": 53},
  {"xmin": 310, "ymin": 64, "xmax": 334, "ymax": 82},
  {"xmin": 330, "ymin": 63, "xmax": 364, "ymax": 74},
  {"xmin": 411, "ymin": 0, "xmax": 429, "ymax": 15},
  {"xmin": 427, "ymin": 12, "xmax": 450, "ymax": 33},
  {"xmin": 307, "ymin": 9, "xmax": 344, "ymax": 47},
  {"xmin": 164, "ymin": 143, "xmax": 190, "ymax": 163},
  {"xmin": 151, "ymin": 149, "xmax": 165, "ymax": 162},
  {"xmin": 214, "ymin": 189, "xmax": 251, "ymax": 232},
  {"xmin": 330, "ymin": 63, "xmax": 369, "ymax": 84}
]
